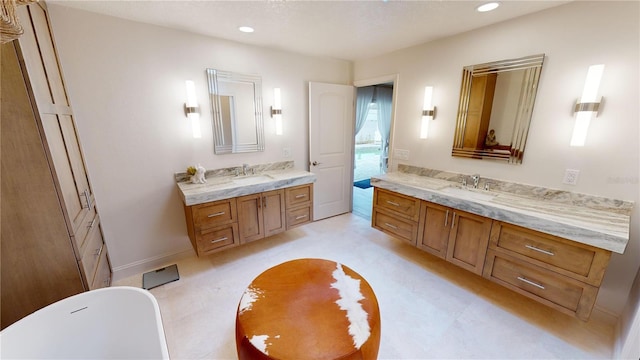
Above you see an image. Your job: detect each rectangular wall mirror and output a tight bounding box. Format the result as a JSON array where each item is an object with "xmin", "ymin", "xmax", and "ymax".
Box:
[
  {"xmin": 207, "ymin": 69, "xmax": 264, "ymax": 154},
  {"xmin": 452, "ymin": 54, "xmax": 545, "ymax": 164}
]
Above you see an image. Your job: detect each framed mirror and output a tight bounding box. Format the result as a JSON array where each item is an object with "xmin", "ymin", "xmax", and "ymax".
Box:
[
  {"xmin": 452, "ymin": 54, "xmax": 545, "ymax": 164},
  {"xmin": 207, "ymin": 69, "xmax": 264, "ymax": 154}
]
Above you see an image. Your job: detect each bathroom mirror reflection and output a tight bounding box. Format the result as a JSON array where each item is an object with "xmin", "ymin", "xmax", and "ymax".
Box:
[
  {"xmin": 452, "ymin": 54, "xmax": 545, "ymax": 164},
  {"xmin": 207, "ymin": 69, "xmax": 264, "ymax": 154}
]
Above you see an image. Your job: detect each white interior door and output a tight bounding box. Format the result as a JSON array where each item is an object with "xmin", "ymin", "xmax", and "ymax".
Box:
[{"xmin": 309, "ymin": 82, "xmax": 354, "ymax": 221}]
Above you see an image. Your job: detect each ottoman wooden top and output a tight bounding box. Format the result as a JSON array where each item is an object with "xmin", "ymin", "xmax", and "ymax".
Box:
[{"xmin": 236, "ymin": 258, "xmax": 380, "ymax": 360}]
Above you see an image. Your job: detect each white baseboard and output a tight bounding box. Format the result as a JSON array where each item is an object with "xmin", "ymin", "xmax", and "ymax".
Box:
[
  {"xmin": 593, "ymin": 304, "xmax": 620, "ymax": 325},
  {"xmin": 111, "ymin": 247, "xmax": 196, "ymax": 282}
]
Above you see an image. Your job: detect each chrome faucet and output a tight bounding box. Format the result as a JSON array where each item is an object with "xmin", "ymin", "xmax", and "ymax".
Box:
[
  {"xmin": 242, "ymin": 163, "xmax": 249, "ymax": 176},
  {"xmin": 471, "ymin": 174, "xmax": 481, "ymax": 189}
]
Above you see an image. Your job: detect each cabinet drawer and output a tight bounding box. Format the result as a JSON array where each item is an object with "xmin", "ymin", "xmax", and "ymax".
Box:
[
  {"xmin": 372, "ymin": 210, "xmax": 418, "ymax": 245},
  {"xmin": 192, "ymin": 198, "xmax": 237, "ymax": 229},
  {"xmin": 374, "ymin": 189, "xmax": 421, "ymax": 221},
  {"xmin": 74, "ymin": 205, "xmax": 97, "ymax": 256},
  {"xmin": 79, "ymin": 225, "xmax": 104, "ymax": 285},
  {"xmin": 286, "ymin": 206, "xmax": 312, "ymax": 229},
  {"xmin": 90, "ymin": 248, "xmax": 111, "ymax": 290},
  {"xmin": 484, "ymin": 251, "xmax": 598, "ymax": 320},
  {"xmin": 490, "ymin": 222, "xmax": 611, "ymax": 285},
  {"xmin": 286, "ymin": 184, "xmax": 313, "ymax": 207},
  {"xmin": 197, "ymin": 224, "xmax": 238, "ymax": 255}
]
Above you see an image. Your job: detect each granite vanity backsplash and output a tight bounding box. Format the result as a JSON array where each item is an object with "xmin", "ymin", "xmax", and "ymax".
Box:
[
  {"xmin": 397, "ymin": 164, "xmax": 634, "ymax": 216},
  {"xmin": 175, "ymin": 161, "xmax": 294, "ymax": 183}
]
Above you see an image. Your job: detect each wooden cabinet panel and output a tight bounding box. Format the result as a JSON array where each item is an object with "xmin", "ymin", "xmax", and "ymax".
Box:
[
  {"xmin": 264, "ymin": 190, "xmax": 286, "ymax": 237},
  {"xmin": 287, "ymin": 206, "xmax": 312, "ymax": 228},
  {"xmin": 489, "ymin": 222, "xmax": 611, "ymax": 285},
  {"xmin": 463, "ymin": 73, "xmax": 496, "ymax": 149},
  {"xmin": 446, "ymin": 210, "xmax": 492, "ymax": 275},
  {"xmin": 198, "ymin": 224, "xmax": 239, "ymax": 255},
  {"xmin": 285, "ymin": 184, "xmax": 314, "ymax": 229},
  {"xmin": 484, "ymin": 250, "xmax": 599, "ymax": 320},
  {"xmin": 90, "ymin": 249, "xmax": 112, "ymax": 290},
  {"xmin": 192, "ymin": 198, "xmax": 237, "ymax": 229},
  {"xmin": 286, "ymin": 184, "xmax": 312, "ymax": 208},
  {"xmin": 374, "ymin": 188, "xmax": 421, "ymax": 221},
  {"xmin": 418, "ymin": 201, "xmax": 451, "ymax": 259},
  {"xmin": 79, "ymin": 224, "xmax": 105, "ymax": 286},
  {"xmin": 238, "ymin": 190, "xmax": 285, "ymax": 244},
  {"xmin": 372, "ymin": 210, "xmax": 419, "ymax": 245}
]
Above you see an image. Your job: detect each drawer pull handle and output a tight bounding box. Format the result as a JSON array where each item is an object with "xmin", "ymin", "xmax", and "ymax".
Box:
[
  {"xmin": 82, "ymin": 189, "xmax": 93, "ymax": 210},
  {"xmin": 94, "ymin": 247, "xmax": 102, "ymax": 257},
  {"xmin": 525, "ymin": 245, "xmax": 555, "ymax": 256},
  {"xmin": 517, "ymin": 276, "xmax": 545, "ymax": 290},
  {"xmin": 386, "ymin": 201, "xmax": 400, "ymax": 207},
  {"xmin": 451, "ymin": 213, "xmax": 456, "ymax": 228},
  {"xmin": 211, "ymin": 237, "xmax": 228, "ymax": 244},
  {"xmin": 88, "ymin": 218, "xmax": 97, "ymax": 229},
  {"xmin": 295, "ymin": 215, "xmax": 307, "ymax": 220},
  {"xmin": 444, "ymin": 210, "xmax": 449, "ymax": 227},
  {"xmin": 295, "ymin": 194, "xmax": 306, "ymax": 199},
  {"xmin": 384, "ymin": 222, "xmax": 398, "ymax": 230},
  {"xmin": 207, "ymin": 212, "xmax": 225, "ymax": 218}
]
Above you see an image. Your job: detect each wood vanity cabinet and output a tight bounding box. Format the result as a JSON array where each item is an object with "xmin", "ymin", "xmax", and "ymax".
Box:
[
  {"xmin": 372, "ymin": 187, "xmax": 611, "ymax": 321},
  {"xmin": 419, "ymin": 201, "xmax": 492, "ymax": 275},
  {"xmin": 238, "ymin": 190, "xmax": 286, "ymax": 243},
  {"xmin": 483, "ymin": 221, "xmax": 611, "ymax": 320},
  {"xmin": 285, "ymin": 184, "xmax": 314, "ymax": 229},
  {"xmin": 184, "ymin": 198, "xmax": 239, "ymax": 256},
  {"xmin": 184, "ymin": 184, "xmax": 314, "ymax": 256},
  {"xmin": 372, "ymin": 188, "xmax": 422, "ymax": 245},
  {"xmin": 2, "ymin": 3, "xmax": 111, "ymax": 329}
]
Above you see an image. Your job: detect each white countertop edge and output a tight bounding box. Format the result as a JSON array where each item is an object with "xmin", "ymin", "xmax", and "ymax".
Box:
[{"xmin": 371, "ymin": 179, "xmax": 628, "ymax": 254}]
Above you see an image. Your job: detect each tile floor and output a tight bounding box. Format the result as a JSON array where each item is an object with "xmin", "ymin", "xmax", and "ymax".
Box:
[{"xmin": 116, "ymin": 213, "xmax": 614, "ymax": 359}]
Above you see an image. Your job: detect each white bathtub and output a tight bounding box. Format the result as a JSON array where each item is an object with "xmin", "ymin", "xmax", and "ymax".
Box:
[{"xmin": 0, "ymin": 286, "xmax": 169, "ymax": 359}]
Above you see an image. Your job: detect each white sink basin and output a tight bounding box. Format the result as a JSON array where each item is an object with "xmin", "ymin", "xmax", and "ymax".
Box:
[
  {"xmin": 232, "ymin": 174, "xmax": 274, "ymax": 185},
  {"xmin": 440, "ymin": 187, "xmax": 496, "ymax": 202}
]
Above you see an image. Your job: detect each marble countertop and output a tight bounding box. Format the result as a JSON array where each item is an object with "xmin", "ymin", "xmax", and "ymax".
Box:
[
  {"xmin": 177, "ymin": 168, "xmax": 316, "ymax": 206},
  {"xmin": 372, "ymin": 171, "xmax": 632, "ymax": 254}
]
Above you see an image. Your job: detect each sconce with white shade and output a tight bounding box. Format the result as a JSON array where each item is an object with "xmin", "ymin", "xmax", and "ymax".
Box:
[
  {"xmin": 420, "ymin": 86, "xmax": 436, "ymax": 139},
  {"xmin": 271, "ymin": 88, "xmax": 283, "ymax": 135},
  {"xmin": 570, "ymin": 64, "xmax": 604, "ymax": 146},
  {"xmin": 184, "ymin": 80, "xmax": 201, "ymax": 139}
]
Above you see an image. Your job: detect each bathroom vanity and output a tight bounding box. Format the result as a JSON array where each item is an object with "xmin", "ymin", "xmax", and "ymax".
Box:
[
  {"xmin": 176, "ymin": 162, "xmax": 315, "ymax": 256},
  {"xmin": 371, "ymin": 165, "xmax": 632, "ymax": 321}
]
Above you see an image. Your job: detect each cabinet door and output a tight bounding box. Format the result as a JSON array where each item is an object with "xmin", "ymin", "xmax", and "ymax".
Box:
[
  {"xmin": 263, "ymin": 190, "xmax": 286, "ymax": 237},
  {"xmin": 418, "ymin": 201, "xmax": 451, "ymax": 259},
  {"xmin": 446, "ymin": 210, "xmax": 492, "ymax": 275},
  {"xmin": 18, "ymin": 5, "xmax": 94, "ymax": 238},
  {"xmin": 238, "ymin": 194, "xmax": 264, "ymax": 243}
]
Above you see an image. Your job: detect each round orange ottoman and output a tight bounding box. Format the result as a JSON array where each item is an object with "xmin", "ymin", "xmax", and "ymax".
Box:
[{"xmin": 235, "ymin": 258, "xmax": 381, "ymax": 360}]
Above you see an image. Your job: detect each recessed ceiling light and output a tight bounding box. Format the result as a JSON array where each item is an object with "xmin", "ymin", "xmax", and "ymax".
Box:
[
  {"xmin": 238, "ymin": 26, "xmax": 254, "ymax": 33},
  {"xmin": 476, "ymin": 2, "xmax": 500, "ymax": 12}
]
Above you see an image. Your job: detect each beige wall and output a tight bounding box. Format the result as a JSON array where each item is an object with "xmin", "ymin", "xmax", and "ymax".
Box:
[
  {"xmin": 354, "ymin": 1, "xmax": 639, "ymax": 316},
  {"xmin": 47, "ymin": 5, "xmax": 352, "ymax": 276}
]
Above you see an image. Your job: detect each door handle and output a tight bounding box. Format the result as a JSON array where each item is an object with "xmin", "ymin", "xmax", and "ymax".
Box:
[{"xmin": 311, "ymin": 161, "xmax": 321, "ymax": 166}]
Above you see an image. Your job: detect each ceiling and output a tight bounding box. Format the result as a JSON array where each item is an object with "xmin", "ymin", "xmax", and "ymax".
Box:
[{"xmin": 48, "ymin": 0, "xmax": 571, "ymax": 61}]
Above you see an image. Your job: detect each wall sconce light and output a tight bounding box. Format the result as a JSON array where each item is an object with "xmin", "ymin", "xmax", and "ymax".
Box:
[
  {"xmin": 570, "ymin": 64, "xmax": 604, "ymax": 146},
  {"xmin": 185, "ymin": 80, "xmax": 201, "ymax": 139},
  {"xmin": 420, "ymin": 86, "xmax": 436, "ymax": 139},
  {"xmin": 271, "ymin": 88, "xmax": 283, "ymax": 135}
]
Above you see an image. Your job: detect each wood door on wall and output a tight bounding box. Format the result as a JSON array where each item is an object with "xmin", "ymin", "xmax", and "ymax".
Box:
[
  {"xmin": 309, "ymin": 82, "xmax": 354, "ymax": 221},
  {"xmin": 463, "ymin": 73, "xmax": 497, "ymax": 149}
]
